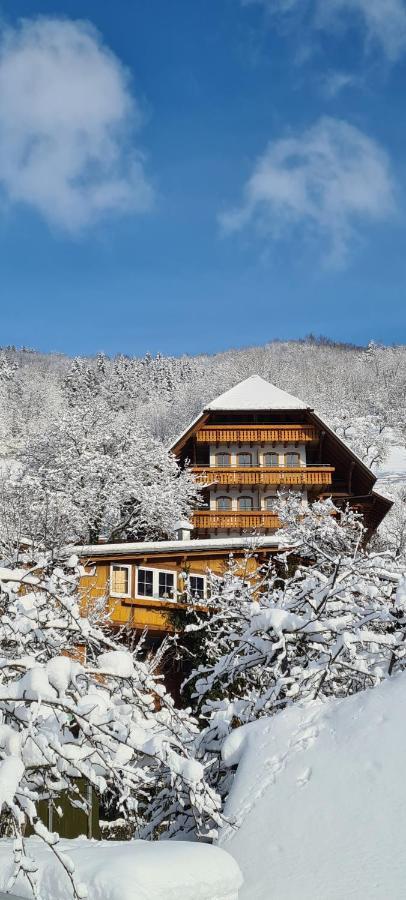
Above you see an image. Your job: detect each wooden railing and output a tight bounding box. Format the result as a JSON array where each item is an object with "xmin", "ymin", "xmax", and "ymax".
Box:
[
  {"xmin": 192, "ymin": 466, "xmax": 334, "ymax": 487},
  {"xmin": 195, "ymin": 425, "xmax": 318, "ymax": 444},
  {"xmin": 192, "ymin": 511, "xmax": 280, "ymax": 530}
]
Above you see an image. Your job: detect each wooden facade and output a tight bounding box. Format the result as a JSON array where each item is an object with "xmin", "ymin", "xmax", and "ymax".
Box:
[
  {"xmin": 171, "ymin": 377, "xmax": 392, "ymax": 539},
  {"xmin": 79, "ymin": 539, "xmax": 278, "ymax": 635}
]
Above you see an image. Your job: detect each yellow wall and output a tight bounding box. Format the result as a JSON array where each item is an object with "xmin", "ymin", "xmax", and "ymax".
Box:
[{"xmin": 80, "ymin": 550, "xmax": 269, "ymax": 633}]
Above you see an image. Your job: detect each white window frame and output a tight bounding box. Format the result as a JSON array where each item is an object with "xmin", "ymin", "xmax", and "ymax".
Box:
[
  {"xmin": 187, "ymin": 573, "xmax": 207, "ymax": 601},
  {"xmin": 157, "ymin": 568, "xmax": 177, "ymax": 601},
  {"xmin": 136, "ymin": 567, "xmax": 178, "ymax": 602},
  {"xmin": 136, "ymin": 566, "xmax": 154, "ymax": 599},
  {"xmin": 110, "ymin": 563, "xmax": 132, "ymax": 599}
]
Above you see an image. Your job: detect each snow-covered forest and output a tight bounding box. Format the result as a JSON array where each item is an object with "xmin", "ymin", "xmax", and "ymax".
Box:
[{"xmin": 0, "ymin": 337, "xmax": 405, "ymax": 558}]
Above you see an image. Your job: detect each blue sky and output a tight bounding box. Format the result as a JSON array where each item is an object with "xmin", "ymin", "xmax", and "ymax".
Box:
[{"xmin": 0, "ymin": 0, "xmax": 405, "ymax": 356}]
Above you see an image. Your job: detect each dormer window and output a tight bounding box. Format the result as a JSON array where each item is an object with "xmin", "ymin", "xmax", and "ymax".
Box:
[
  {"xmin": 263, "ymin": 452, "xmax": 278, "ymax": 467},
  {"xmin": 285, "ymin": 452, "xmax": 300, "ymax": 467},
  {"xmin": 216, "ymin": 452, "xmax": 231, "ymax": 467},
  {"xmin": 237, "ymin": 452, "xmax": 252, "ymax": 466},
  {"xmin": 217, "ymin": 496, "xmax": 232, "ymax": 510}
]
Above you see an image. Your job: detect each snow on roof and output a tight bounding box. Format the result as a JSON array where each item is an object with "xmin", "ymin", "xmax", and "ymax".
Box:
[
  {"xmin": 205, "ymin": 375, "xmax": 308, "ymax": 411},
  {"xmin": 66, "ymin": 535, "xmax": 283, "ymax": 559}
]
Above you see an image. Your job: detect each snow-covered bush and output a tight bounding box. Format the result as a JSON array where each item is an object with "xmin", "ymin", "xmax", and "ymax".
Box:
[
  {"xmin": 179, "ymin": 499, "xmax": 405, "ymax": 781},
  {"xmin": 0, "ymin": 559, "xmax": 221, "ymax": 898}
]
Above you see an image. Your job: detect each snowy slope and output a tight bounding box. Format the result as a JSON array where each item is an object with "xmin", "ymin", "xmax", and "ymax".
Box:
[
  {"xmin": 376, "ymin": 445, "xmax": 406, "ymax": 488},
  {"xmin": 219, "ymin": 674, "xmax": 406, "ymax": 899},
  {"xmin": 0, "ymin": 838, "xmax": 242, "ymax": 900}
]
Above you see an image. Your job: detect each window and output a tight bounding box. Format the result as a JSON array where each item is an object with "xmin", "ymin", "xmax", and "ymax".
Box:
[
  {"xmin": 264, "ymin": 496, "xmax": 276, "ymax": 511},
  {"xmin": 263, "ymin": 452, "xmax": 278, "ymax": 467},
  {"xmin": 216, "ymin": 452, "xmax": 231, "ymax": 467},
  {"xmin": 159, "ymin": 571, "xmax": 175, "ymax": 600},
  {"xmin": 110, "ymin": 564, "xmax": 131, "ymax": 598},
  {"xmin": 136, "ymin": 568, "xmax": 178, "ymax": 602},
  {"xmin": 137, "ymin": 568, "xmax": 153, "ymax": 597},
  {"xmin": 188, "ymin": 575, "xmax": 205, "ymax": 600},
  {"xmin": 238, "ymin": 496, "xmax": 253, "ymax": 510},
  {"xmin": 285, "ymin": 452, "xmax": 300, "ymax": 467},
  {"xmin": 237, "ymin": 452, "xmax": 252, "ymax": 467},
  {"xmin": 217, "ymin": 496, "xmax": 232, "ymax": 510}
]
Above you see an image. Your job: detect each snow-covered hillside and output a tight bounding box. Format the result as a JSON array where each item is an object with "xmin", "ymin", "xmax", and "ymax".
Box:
[
  {"xmin": 219, "ymin": 674, "xmax": 406, "ymax": 899},
  {"xmin": 377, "ymin": 445, "xmax": 406, "ymax": 487}
]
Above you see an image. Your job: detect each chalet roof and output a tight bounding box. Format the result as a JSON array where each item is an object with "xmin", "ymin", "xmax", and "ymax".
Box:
[
  {"xmin": 66, "ymin": 535, "xmax": 282, "ymax": 559},
  {"xmin": 205, "ymin": 375, "xmax": 309, "ymax": 411}
]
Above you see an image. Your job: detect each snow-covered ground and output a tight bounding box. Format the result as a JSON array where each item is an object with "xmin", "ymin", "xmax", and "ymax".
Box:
[
  {"xmin": 0, "ymin": 838, "xmax": 242, "ymax": 900},
  {"xmin": 219, "ymin": 673, "xmax": 406, "ymax": 899}
]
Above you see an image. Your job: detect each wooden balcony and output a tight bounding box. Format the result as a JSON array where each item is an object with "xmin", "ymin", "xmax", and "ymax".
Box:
[
  {"xmin": 195, "ymin": 425, "xmax": 318, "ymax": 444},
  {"xmin": 192, "ymin": 465, "xmax": 334, "ymax": 487},
  {"xmin": 192, "ymin": 510, "xmax": 280, "ymax": 530}
]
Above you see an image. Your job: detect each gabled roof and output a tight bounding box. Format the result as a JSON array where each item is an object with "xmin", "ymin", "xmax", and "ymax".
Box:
[
  {"xmin": 169, "ymin": 376, "xmax": 310, "ymax": 453},
  {"xmin": 206, "ymin": 375, "xmax": 309, "ymax": 411}
]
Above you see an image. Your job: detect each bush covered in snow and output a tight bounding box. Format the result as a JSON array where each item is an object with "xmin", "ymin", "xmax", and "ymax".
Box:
[
  {"xmin": 176, "ymin": 498, "xmax": 406, "ymax": 795},
  {"xmin": 0, "ymin": 560, "xmax": 221, "ymax": 898}
]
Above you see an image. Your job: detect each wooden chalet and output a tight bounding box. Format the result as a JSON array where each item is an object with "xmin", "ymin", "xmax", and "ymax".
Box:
[
  {"xmin": 74, "ymin": 375, "xmax": 392, "ymax": 635},
  {"xmin": 171, "ymin": 375, "xmax": 391, "ymax": 539}
]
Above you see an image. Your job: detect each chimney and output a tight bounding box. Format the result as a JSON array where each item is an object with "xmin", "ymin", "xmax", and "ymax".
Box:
[{"xmin": 173, "ymin": 519, "xmax": 193, "ymax": 541}]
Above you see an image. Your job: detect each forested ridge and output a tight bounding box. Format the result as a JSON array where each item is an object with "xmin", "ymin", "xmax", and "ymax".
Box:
[{"xmin": 0, "ymin": 337, "xmax": 405, "ymax": 555}]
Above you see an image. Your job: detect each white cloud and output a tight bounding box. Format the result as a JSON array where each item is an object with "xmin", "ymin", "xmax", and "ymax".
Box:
[
  {"xmin": 0, "ymin": 17, "xmax": 153, "ymax": 231},
  {"xmin": 321, "ymin": 70, "xmax": 356, "ymax": 98},
  {"xmin": 243, "ymin": 0, "xmax": 406, "ymax": 61},
  {"xmin": 219, "ymin": 117, "xmax": 395, "ymax": 266},
  {"xmin": 318, "ymin": 0, "xmax": 406, "ymax": 61}
]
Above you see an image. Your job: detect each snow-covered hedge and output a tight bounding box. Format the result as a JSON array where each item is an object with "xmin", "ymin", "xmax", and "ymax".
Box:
[{"xmin": 0, "ymin": 838, "xmax": 242, "ymax": 900}]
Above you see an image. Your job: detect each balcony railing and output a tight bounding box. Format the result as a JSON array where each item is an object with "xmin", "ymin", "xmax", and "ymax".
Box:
[
  {"xmin": 192, "ymin": 465, "xmax": 334, "ymax": 487},
  {"xmin": 192, "ymin": 511, "xmax": 280, "ymax": 530},
  {"xmin": 195, "ymin": 425, "xmax": 318, "ymax": 444}
]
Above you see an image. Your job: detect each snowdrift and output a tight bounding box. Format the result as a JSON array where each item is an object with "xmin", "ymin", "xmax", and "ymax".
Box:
[
  {"xmin": 0, "ymin": 837, "xmax": 242, "ymax": 900},
  {"xmin": 219, "ymin": 673, "xmax": 406, "ymax": 899}
]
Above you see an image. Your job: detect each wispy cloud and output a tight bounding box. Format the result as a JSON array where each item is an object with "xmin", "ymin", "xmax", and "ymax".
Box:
[
  {"xmin": 219, "ymin": 117, "xmax": 395, "ymax": 266},
  {"xmin": 243, "ymin": 0, "xmax": 406, "ymax": 61},
  {"xmin": 321, "ymin": 70, "xmax": 357, "ymax": 98},
  {"xmin": 0, "ymin": 17, "xmax": 153, "ymax": 232}
]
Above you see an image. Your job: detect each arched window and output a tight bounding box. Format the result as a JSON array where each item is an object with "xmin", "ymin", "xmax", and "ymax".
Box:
[
  {"xmin": 217, "ymin": 496, "xmax": 232, "ymax": 510},
  {"xmin": 238, "ymin": 495, "xmax": 253, "ymax": 510},
  {"xmin": 237, "ymin": 452, "xmax": 252, "ymax": 467},
  {"xmin": 263, "ymin": 452, "xmax": 278, "ymax": 467},
  {"xmin": 264, "ymin": 496, "xmax": 276, "ymax": 511},
  {"xmin": 285, "ymin": 452, "xmax": 300, "ymax": 467},
  {"xmin": 216, "ymin": 452, "xmax": 231, "ymax": 467}
]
